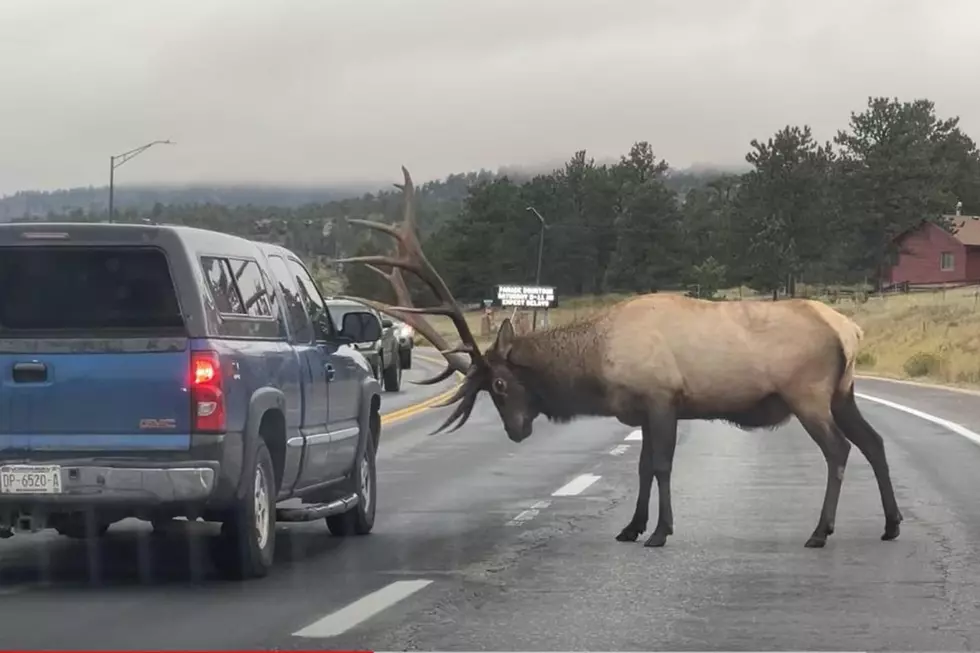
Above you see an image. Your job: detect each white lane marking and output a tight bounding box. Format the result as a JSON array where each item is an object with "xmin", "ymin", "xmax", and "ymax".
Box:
[
  {"xmin": 609, "ymin": 444, "xmax": 630, "ymax": 456},
  {"xmin": 507, "ymin": 499, "xmax": 551, "ymax": 525},
  {"xmin": 552, "ymin": 473, "xmax": 601, "ymax": 497},
  {"xmin": 0, "ymin": 585, "xmax": 30, "ymax": 596},
  {"xmin": 857, "ymin": 392, "xmax": 980, "ymax": 448},
  {"xmin": 625, "ymin": 429, "xmax": 642, "ymax": 441},
  {"xmin": 292, "ymin": 579, "xmax": 433, "ymax": 638}
]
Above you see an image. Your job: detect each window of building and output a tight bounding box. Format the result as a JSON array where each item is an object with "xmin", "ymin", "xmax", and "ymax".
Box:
[{"xmin": 940, "ymin": 251, "xmax": 954, "ymax": 271}]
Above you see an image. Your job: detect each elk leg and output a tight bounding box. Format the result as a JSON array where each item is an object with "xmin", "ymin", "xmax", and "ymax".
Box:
[
  {"xmin": 616, "ymin": 410, "xmax": 678, "ymax": 547},
  {"xmin": 616, "ymin": 423, "xmax": 652, "ymax": 542},
  {"xmin": 644, "ymin": 414, "xmax": 678, "ymax": 548},
  {"xmin": 832, "ymin": 388, "xmax": 903, "ymax": 541},
  {"xmin": 797, "ymin": 412, "xmax": 851, "ymax": 548}
]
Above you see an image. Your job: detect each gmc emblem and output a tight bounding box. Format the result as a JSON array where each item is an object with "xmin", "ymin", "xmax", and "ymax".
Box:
[{"xmin": 139, "ymin": 418, "xmax": 177, "ymax": 430}]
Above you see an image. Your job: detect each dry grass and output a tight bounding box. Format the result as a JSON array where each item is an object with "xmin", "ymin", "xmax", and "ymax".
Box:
[
  {"xmin": 832, "ymin": 286, "xmax": 980, "ymax": 388},
  {"xmin": 411, "ymin": 286, "xmax": 980, "ymax": 390}
]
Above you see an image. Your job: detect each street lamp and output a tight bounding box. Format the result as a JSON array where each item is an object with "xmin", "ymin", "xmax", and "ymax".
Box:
[
  {"xmin": 108, "ymin": 140, "xmax": 175, "ymax": 222},
  {"xmin": 525, "ymin": 206, "xmax": 548, "ymax": 330}
]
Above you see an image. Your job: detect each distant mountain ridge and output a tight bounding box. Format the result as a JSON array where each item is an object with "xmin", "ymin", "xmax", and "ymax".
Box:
[
  {"xmin": 0, "ymin": 184, "xmax": 376, "ymax": 221},
  {"xmin": 0, "ymin": 161, "xmax": 746, "ymax": 220}
]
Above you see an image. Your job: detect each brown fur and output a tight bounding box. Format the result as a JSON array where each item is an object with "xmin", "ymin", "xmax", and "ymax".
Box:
[
  {"xmin": 503, "ymin": 294, "xmax": 848, "ymax": 429},
  {"xmin": 484, "ymin": 293, "xmax": 902, "ymax": 549},
  {"xmin": 499, "ymin": 315, "xmax": 609, "ymax": 423}
]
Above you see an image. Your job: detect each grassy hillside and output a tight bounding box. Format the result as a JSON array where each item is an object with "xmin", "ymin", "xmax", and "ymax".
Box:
[{"xmin": 834, "ymin": 287, "xmax": 980, "ymax": 387}]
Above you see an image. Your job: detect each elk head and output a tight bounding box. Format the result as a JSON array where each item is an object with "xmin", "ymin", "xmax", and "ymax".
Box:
[{"xmin": 335, "ymin": 166, "xmax": 537, "ymax": 442}]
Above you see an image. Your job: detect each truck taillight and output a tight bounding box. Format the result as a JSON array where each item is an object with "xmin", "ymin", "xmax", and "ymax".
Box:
[{"xmin": 191, "ymin": 351, "xmax": 225, "ymax": 433}]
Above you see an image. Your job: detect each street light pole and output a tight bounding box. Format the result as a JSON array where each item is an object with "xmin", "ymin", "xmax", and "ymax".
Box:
[
  {"xmin": 108, "ymin": 156, "xmax": 115, "ymax": 222},
  {"xmin": 108, "ymin": 139, "xmax": 174, "ymax": 223},
  {"xmin": 525, "ymin": 206, "xmax": 548, "ymax": 331}
]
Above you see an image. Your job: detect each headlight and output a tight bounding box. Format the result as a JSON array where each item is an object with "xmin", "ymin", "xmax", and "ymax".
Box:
[{"xmin": 398, "ymin": 325, "xmax": 414, "ymax": 339}]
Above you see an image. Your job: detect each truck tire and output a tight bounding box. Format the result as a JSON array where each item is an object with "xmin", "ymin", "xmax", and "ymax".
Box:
[
  {"xmin": 149, "ymin": 516, "xmax": 174, "ymax": 534},
  {"xmin": 399, "ymin": 347, "xmax": 412, "ymax": 370},
  {"xmin": 54, "ymin": 514, "xmax": 110, "ymax": 539},
  {"xmin": 211, "ymin": 440, "xmax": 276, "ymax": 580},
  {"xmin": 382, "ymin": 352, "xmax": 402, "ymax": 392},
  {"xmin": 326, "ymin": 432, "xmax": 376, "ymax": 537}
]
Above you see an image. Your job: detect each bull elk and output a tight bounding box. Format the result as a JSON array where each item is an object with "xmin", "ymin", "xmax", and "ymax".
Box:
[{"xmin": 337, "ymin": 166, "xmax": 903, "ymax": 549}]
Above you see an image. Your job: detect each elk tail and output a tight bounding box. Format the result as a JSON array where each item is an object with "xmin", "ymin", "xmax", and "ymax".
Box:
[{"xmin": 807, "ymin": 300, "xmax": 864, "ymax": 395}]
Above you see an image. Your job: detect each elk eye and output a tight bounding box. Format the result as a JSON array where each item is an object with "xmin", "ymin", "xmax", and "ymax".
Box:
[{"xmin": 492, "ymin": 378, "xmax": 507, "ymax": 396}]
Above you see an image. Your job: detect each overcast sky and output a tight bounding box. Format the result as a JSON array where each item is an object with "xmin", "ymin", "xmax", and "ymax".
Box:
[{"xmin": 1, "ymin": 0, "xmax": 978, "ymax": 195}]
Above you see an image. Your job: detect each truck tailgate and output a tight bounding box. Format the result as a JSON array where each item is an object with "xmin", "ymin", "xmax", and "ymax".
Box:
[{"xmin": 0, "ymin": 346, "xmax": 191, "ymax": 449}]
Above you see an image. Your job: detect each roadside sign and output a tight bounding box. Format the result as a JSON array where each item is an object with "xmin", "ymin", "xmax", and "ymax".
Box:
[{"xmin": 495, "ymin": 284, "xmax": 557, "ymax": 308}]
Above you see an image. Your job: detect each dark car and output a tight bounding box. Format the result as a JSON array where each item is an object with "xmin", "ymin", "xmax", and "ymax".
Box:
[
  {"xmin": 325, "ymin": 298, "xmax": 402, "ymax": 392},
  {"xmin": 0, "ymin": 222, "xmax": 384, "ymax": 580}
]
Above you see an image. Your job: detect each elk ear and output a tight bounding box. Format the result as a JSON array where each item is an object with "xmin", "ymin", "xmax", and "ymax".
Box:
[{"xmin": 491, "ymin": 318, "xmax": 515, "ymax": 358}]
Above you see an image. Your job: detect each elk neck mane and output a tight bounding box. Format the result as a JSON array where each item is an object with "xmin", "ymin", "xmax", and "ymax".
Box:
[{"xmin": 506, "ymin": 315, "xmax": 609, "ymax": 423}]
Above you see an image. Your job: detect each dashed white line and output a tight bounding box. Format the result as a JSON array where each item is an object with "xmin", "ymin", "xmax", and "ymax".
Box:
[
  {"xmin": 609, "ymin": 444, "xmax": 630, "ymax": 456},
  {"xmin": 0, "ymin": 585, "xmax": 29, "ymax": 596},
  {"xmin": 552, "ymin": 473, "xmax": 601, "ymax": 497},
  {"xmin": 507, "ymin": 499, "xmax": 551, "ymax": 525},
  {"xmin": 292, "ymin": 579, "xmax": 433, "ymax": 638},
  {"xmin": 625, "ymin": 429, "xmax": 642, "ymax": 441},
  {"xmin": 856, "ymin": 392, "xmax": 980, "ymax": 448}
]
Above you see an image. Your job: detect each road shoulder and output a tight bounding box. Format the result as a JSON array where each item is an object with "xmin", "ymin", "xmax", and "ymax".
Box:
[{"xmin": 856, "ymin": 376, "xmax": 980, "ymax": 438}]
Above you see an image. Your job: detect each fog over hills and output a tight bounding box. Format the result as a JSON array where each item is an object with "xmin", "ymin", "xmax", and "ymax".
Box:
[{"xmin": 0, "ymin": 161, "xmax": 747, "ymax": 220}]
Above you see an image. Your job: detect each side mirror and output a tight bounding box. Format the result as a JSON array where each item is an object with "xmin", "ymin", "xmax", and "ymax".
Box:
[
  {"xmin": 381, "ymin": 318, "xmax": 393, "ymax": 329},
  {"xmin": 340, "ymin": 310, "xmax": 382, "ymax": 344}
]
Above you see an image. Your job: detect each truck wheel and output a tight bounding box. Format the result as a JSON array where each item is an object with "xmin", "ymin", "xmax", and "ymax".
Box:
[
  {"xmin": 382, "ymin": 352, "xmax": 402, "ymax": 392},
  {"xmin": 149, "ymin": 516, "xmax": 174, "ymax": 534},
  {"xmin": 400, "ymin": 348, "xmax": 412, "ymax": 370},
  {"xmin": 54, "ymin": 515, "xmax": 110, "ymax": 539},
  {"xmin": 326, "ymin": 433, "xmax": 376, "ymax": 536},
  {"xmin": 211, "ymin": 440, "xmax": 276, "ymax": 580}
]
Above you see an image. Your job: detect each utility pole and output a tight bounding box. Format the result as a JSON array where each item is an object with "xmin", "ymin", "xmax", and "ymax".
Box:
[
  {"xmin": 526, "ymin": 206, "xmax": 548, "ymax": 331},
  {"xmin": 108, "ymin": 140, "xmax": 174, "ymax": 223}
]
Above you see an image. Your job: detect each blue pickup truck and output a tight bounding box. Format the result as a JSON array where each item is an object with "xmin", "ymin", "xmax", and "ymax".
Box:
[{"xmin": 0, "ymin": 222, "xmax": 384, "ymax": 579}]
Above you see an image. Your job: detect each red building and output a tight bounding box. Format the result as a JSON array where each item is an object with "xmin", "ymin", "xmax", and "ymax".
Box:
[{"xmin": 883, "ymin": 215, "xmax": 980, "ymax": 286}]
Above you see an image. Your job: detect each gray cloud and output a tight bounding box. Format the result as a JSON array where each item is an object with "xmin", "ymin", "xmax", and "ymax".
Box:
[{"xmin": 1, "ymin": 0, "xmax": 978, "ymax": 194}]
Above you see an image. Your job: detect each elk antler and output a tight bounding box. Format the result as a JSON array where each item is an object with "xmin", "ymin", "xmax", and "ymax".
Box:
[{"xmin": 335, "ymin": 166, "xmax": 489, "ymax": 433}]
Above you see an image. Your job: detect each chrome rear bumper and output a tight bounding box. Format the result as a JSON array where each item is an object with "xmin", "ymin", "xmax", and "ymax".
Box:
[{"xmin": 0, "ymin": 465, "xmax": 216, "ymax": 504}]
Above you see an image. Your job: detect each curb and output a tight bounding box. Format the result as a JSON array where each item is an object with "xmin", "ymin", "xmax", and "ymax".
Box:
[{"xmin": 856, "ymin": 373, "xmax": 980, "ymax": 398}]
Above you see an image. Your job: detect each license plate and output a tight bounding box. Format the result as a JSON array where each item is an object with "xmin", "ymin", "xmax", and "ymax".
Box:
[{"xmin": 0, "ymin": 465, "xmax": 62, "ymax": 495}]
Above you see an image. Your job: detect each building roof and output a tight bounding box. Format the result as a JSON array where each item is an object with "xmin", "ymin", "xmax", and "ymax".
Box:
[{"xmin": 948, "ymin": 215, "xmax": 980, "ymax": 246}]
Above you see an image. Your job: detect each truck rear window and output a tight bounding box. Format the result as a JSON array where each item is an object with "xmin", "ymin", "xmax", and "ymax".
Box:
[{"xmin": 0, "ymin": 246, "xmax": 185, "ymax": 333}]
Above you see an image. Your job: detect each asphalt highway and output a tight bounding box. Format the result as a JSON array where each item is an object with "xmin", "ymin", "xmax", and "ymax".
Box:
[
  {"xmin": 0, "ymin": 353, "xmax": 979, "ymax": 651},
  {"xmin": 377, "ymin": 349, "xmax": 461, "ymax": 418}
]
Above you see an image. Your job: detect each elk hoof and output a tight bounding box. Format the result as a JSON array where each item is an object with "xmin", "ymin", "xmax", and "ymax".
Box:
[
  {"xmin": 882, "ymin": 520, "xmax": 901, "ymax": 541},
  {"xmin": 804, "ymin": 535, "xmax": 827, "ymax": 548},
  {"xmin": 615, "ymin": 527, "xmax": 641, "ymax": 542},
  {"xmin": 643, "ymin": 532, "xmax": 668, "ymax": 548}
]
